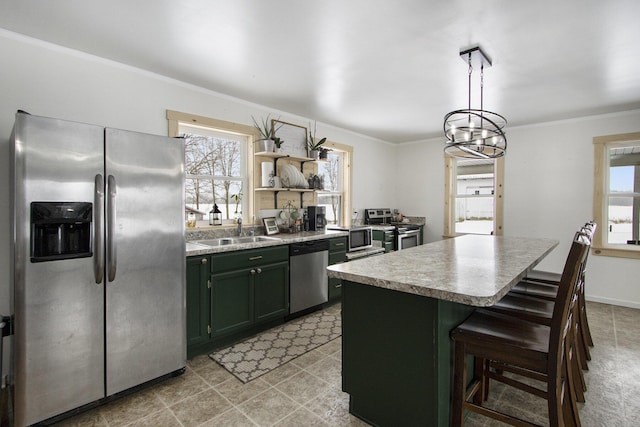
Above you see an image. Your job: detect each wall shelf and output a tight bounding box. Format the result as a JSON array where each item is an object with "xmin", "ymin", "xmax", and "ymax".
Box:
[{"xmin": 255, "ymin": 151, "xmax": 317, "ymax": 209}]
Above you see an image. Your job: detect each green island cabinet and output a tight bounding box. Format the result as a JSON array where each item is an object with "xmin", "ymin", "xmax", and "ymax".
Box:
[
  {"xmin": 186, "ymin": 245, "xmax": 289, "ymax": 359},
  {"xmin": 328, "ymin": 236, "xmax": 347, "ymax": 301}
]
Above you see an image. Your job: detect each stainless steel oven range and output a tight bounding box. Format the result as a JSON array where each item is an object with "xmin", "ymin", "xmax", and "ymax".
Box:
[{"xmin": 364, "ymin": 208, "xmax": 422, "ymax": 251}]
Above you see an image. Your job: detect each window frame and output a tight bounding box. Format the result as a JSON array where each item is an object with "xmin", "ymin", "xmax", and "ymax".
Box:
[
  {"xmin": 444, "ymin": 155, "xmax": 504, "ymax": 237},
  {"xmin": 318, "ymin": 141, "xmax": 353, "ymax": 226},
  {"xmin": 167, "ymin": 110, "xmax": 256, "ymax": 226},
  {"xmin": 317, "ymin": 150, "xmax": 345, "ymax": 226},
  {"xmin": 592, "ymin": 132, "xmax": 640, "ymax": 259}
]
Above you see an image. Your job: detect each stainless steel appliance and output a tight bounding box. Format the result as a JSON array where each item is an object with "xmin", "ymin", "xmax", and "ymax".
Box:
[
  {"xmin": 289, "ymin": 240, "xmax": 329, "ymax": 314},
  {"xmin": 365, "ymin": 208, "xmax": 421, "ymax": 251},
  {"xmin": 396, "ymin": 226, "xmax": 422, "ymax": 250},
  {"xmin": 365, "ymin": 208, "xmax": 392, "ymax": 225},
  {"xmin": 10, "ymin": 112, "xmax": 186, "ymax": 426},
  {"xmin": 326, "ymin": 226, "xmax": 373, "ymax": 252},
  {"xmin": 307, "ymin": 206, "xmax": 327, "ymax": 231}
]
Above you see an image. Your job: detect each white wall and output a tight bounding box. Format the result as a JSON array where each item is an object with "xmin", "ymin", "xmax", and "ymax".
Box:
[
  {"xmin": 396, "ymin": 110, "xmax": 640, "ymax": 308},
  {"xmin": 0, "ymin": 30, "xmax": 397, "ymax": 373}
]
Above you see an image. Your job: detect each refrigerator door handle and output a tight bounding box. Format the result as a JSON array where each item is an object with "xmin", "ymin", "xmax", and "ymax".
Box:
[
  {"xmin": 94, "ymin": 174, "xmax": 104, "ymax": 284},
  {"xmin": 107, "ymin": 174, "xmax": 117, "ymax": 282}
]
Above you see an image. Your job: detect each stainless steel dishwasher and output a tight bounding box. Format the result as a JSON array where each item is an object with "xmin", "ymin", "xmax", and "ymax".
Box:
[{"xmin": 289, "ymin": 240, "xmax": 329, "ymax": 314}]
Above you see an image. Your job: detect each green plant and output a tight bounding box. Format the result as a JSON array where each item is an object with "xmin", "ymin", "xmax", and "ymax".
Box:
[
  {"xmin": 252, "ymin": 114, "xmax": 283, "ymax": 141},
  {"xmin": 307, "ymin": 121, "xmax": 326, "ymax": 151},
  {"xmin": 273, "ymin": 136, "xmax": 285, "ymax": 148}
]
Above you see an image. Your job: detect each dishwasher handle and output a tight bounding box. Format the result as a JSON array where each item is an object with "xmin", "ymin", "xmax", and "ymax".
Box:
[{"xmin": 289, "ymin": 240, "xmax": 329, "ymax": 256}]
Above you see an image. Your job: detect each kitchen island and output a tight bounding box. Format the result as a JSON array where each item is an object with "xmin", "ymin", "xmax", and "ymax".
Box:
[{"xmin": 327, "ymin": 234, "xmax": 559, "ymax": 427}]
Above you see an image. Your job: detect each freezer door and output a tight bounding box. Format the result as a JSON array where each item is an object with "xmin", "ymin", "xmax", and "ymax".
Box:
[
  {"xmin": 12, "ymin": 113, "xmax": 105, "ymax": 426},
  {"xmin": 105, "ymin": 128, "xmax": 186, "ymax": 395}
]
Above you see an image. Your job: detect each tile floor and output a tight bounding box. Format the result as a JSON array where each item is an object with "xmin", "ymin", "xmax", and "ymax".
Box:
[{"xmin": 52, "ymin": 302, "xmax": 639, "ymax": 426}]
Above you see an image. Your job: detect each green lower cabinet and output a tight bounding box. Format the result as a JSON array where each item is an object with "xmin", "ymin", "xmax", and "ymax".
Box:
[
  {"xmin": 186, "ymin": 256, "xmax": 211, "ymax": 356},
  {"xmin": 373, "ymin": 229, "xmax": 394, "ymax": 252},
  {"xmin": 328, "ymin": 237, "xmax": 347, "ymax": 301},
  {"xmin": 186, "ymin": 245, "xmax": 290, "ymax": 358},
  {"xmin": 211, "ymin": 268, "xmax": 253, "ymax": 337},
  {"xmin": 254, "ymin": 261, "xmax": 289, "ymax": 323}
]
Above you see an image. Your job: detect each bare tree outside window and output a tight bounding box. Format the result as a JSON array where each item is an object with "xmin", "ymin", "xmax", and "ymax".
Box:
[
  {"xmin": 318, "ymin": 152, "xmax": 342, "ymax": 225},
  {"xmin": 182, "ymin": 126, "xmax": 246, "ymax": 222}
]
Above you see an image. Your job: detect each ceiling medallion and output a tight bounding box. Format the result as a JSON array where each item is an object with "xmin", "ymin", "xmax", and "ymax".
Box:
[{"xmin": 444, "ymin": 46, "xmax": 507, "ymax": 159}]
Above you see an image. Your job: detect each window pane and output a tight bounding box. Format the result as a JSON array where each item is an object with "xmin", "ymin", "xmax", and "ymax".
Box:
[
  {"xmin": 455, "ymin": 158, "xmax": 495, "ymax": 235},
  {"xmin": 610, "ymin": 166, "xmax": 634, "ymax": 192},
  {"xmin": 318, "ymin": 152, "xmax": 341, "ymax": 192},
  {"xmin": 180, "ymin": 123, "xmax": 247, "ymax": 222},
  {"xmin": 318, "ymin": 194, "xmax": 341, "ymax": 225},
  {"xmin": 184, "ymin": 133, "xmax": 242, "ymax": 178},
  {"xmin": 186, "ymin": 178, "xmax": 243, "ymax": 221},
  {"xmin": 185, "ymin": 178, "xmax": 213, "ymax": 210},
  {"xmin": 608, "ymin": 196, "xmax": 635, "ymax": 244},
  {"xmin": 454, "ymin": 197, "xmax": 494, "ymax": 234}
]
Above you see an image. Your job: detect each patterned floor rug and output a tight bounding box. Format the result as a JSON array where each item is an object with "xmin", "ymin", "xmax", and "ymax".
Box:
[{"xmin": 209, "ymin": 308, "xmax": 341, "ymax": 383}]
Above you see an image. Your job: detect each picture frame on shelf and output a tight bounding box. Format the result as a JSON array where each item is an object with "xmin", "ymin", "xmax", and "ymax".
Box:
[
  {"xmin": 272, "ymin": 120, "xmax": 308, "ymax": 158},
  {"xmin": 263, "ymin": 217, "xmax": 279, "ymax": 235}
]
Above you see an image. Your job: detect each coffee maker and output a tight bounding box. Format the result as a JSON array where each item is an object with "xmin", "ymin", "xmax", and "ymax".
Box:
[{"xmin": 307, "ymin": 206, "xmax": 326, "ymax": 231}]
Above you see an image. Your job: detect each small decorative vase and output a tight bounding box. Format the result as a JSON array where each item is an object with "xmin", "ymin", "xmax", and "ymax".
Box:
[
  {"xmin": 310, "ymin": 149, "xmax": 319, "ymax": 160},
  {"xmin": 259, "ymin": 139, "xmax": 275, "ymax": 153}
]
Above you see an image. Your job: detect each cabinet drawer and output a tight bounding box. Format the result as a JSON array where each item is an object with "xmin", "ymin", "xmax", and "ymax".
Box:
[
  {"xmin": 212, "ymin": 245, "xmax": 289, "ymax": 273},
  {"xmin": 329, "ymin": 252, "xmax": 346, "ymax": 265},
  {"xmin": 329, "ymin": 237, "xmax": 347, "ymax": 252}
]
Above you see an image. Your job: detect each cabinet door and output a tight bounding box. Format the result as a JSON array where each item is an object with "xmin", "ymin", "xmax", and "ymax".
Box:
[
  {"xmin": 329, "ymin": 277, "xmax": 343, "ymax": 300},
  {"xmin": 211, "ymin": 269, "xmax": 253, "ymax": 337},
  {"xmin": 186, "ymin": 256, "xmax": 211, "ymax": 352},
  {"xmin": 254, "ymin": 261, "xmax": 289, "ymax": 323}
]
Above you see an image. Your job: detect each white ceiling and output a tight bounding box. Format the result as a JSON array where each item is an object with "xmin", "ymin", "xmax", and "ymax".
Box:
[{"xmin": 2, "ymin": 0, "xmax": 640, "ymax": 143}]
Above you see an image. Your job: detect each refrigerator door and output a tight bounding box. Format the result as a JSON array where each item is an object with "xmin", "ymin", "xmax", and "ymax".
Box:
[
  {"xmin": 104, "ymin": 128, "xmax": 185, "ymax": 395},
  {"xmin": 12, "ymin": 113, "xmax": 105, "ymax": 426}
]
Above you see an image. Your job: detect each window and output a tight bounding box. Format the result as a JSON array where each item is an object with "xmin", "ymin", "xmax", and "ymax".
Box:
[
  {"xmin": 444, "ymin": 156, "xmax": 504, "ymax": 237},
  {"xmin": 593, "ymin": 132, "xmax": 640, "ymax": 259},
  {"xmin": 167, "ymin": 110, "xmax": 254, "ymax": 227},
  {"xmin": 182, "ymin": 124, "xmax": 247, "ymax": 224},
  {"xmin": 317, "ymin": 151, "xmax": 344, "ymax": 225}
]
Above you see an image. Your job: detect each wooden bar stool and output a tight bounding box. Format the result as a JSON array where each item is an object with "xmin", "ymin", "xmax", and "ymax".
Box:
[
  {"xmin": 510, "ymin": 223, "xmax": 596, "ymax": 366},
  {"xmin": 451, "ymin": 235, "xmax": 589, "ymax": 427}
]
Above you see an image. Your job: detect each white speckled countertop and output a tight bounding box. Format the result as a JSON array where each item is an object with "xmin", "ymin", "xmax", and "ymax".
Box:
[
  {"xmin": 327, "ymin": 234, "xmax": 559, "ymax": 307},
  {"xmin": 186, "ymin": 230, "xmax": 348, "ymax": 256}
]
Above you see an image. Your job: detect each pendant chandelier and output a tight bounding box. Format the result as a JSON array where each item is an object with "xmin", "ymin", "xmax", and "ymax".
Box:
[{"xmin": 444, "ymin": 46, "xmax": 507, "ymax": 159}]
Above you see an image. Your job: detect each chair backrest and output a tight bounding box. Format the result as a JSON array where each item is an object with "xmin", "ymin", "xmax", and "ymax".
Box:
[
  {"xmin": 548, "ymin": 233, "xmax": 590, "ymax": 378},
  {"xmin": 577, "ymin": 222, "xmax": 596, "ymax": 283}
]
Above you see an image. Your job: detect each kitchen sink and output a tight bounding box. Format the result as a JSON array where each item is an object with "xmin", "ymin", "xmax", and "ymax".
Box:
[{"xmin": 192, "ymin": 236, "xmax": 283, "ymax": 247}]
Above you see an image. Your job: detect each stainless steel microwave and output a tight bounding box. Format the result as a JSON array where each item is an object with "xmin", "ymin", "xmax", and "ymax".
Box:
[{"xmin": 348, "ymin": 227, "xmax": 373, "ymax": 252}]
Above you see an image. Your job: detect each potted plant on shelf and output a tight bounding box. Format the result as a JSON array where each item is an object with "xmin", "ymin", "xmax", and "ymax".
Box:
[
  {"xmin": 319, "ymin": 147, "xmax": 332, "ymax": 160},
  {"xmin": 273, "ymin": 136, "xmax": 285, "ymax": 152},
  {"xmin": 252, "ymin": 114, "xmax": 283, "ymax": 152},
  {"xmin": 307, "ymin": 121, "xmax": 326, "ymax": 159}
]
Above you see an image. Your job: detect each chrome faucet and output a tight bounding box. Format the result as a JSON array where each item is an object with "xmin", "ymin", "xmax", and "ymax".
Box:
[{"xmin": 237, "ymin": 217, "xmax": 242, "ymax": 236}]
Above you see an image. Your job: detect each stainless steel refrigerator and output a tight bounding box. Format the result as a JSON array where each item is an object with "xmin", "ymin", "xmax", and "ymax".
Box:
[{"xmin": 10, "ymin": 112, "xmax": 186, "ymax": 426}]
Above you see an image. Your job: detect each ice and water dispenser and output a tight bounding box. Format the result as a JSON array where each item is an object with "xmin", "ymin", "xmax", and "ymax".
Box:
[{"xmin": 30, "ymin": 202, "xmax": 93, "ymax": 262}]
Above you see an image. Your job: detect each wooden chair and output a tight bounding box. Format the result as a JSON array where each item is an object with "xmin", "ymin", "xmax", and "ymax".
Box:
[
  {"xmin": 451, "ymin": 234, "xmax": 589, "ymax": 427},
  {"xmin": 510, "ymin": 222, "xmax": 596, "ymax": 366}
]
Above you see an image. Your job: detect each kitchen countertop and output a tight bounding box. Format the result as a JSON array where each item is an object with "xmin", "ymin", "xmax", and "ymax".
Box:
[
  {"xmin": 327, "ymin": 234, "xmax": 559, "ymax": 307},
  {"xmin": 186, "ymin": 229, "xmax": 348, "ymax": 256}
]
